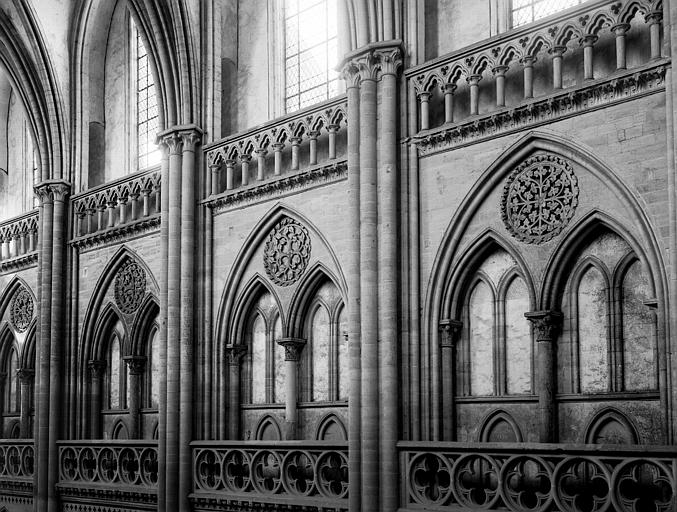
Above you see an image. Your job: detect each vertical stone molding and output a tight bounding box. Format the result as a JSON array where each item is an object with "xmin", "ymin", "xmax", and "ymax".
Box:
[
  {"xmin": 34, "ymin": 179, "xmax": 71, "ymax": 512},
  {"xmin": 277, "ymin": 337, "xmax": 306, "ymax": 439},
  {"xmin": 124, "ymin": 356, "xmax": 147, "ymax": 439},
  {"xmin": 525, "ymin": 310, "xmax": 563, "ymax": 443},
  {"xmin": 87, "ymin": 360, "xmax": 106, "ymax": 438},
  {"xmin": 439, "ymin": 320, "xmax": 462, "ymax": 441},
  {"xmin": 225, "ymin": 344, "xmax": 247, "ymax": 440},
  {"xmin": 17, "ymin": 368, "xmax": 34, "ymax": 438},
  {"xmin": 340, "ymin": 40, "xmax": 403, "ymax": 512}
]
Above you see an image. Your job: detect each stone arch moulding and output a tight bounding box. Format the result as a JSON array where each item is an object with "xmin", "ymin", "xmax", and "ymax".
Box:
[
  {"xmin": 215, "ymin": 203, "xmax": 347, "ymax": 356},
  {"xmin": 129, "ymin": 294, "xmax": 160, "ymax": 357},
  {"xmin": 315, "ymin": 412, "xmax": 347, "ymax": 441},
  {"xmin": 478, "ymin": 410, "xmax": 523, "ymax": 443},
  {"xmin": 286, "ymin": 261, "xmax": 346, "ymax": 339},
  {"xmin": 422, "ymin": 129, "xmax": 667, "ymax": 442},
  {"xmin": 0, "ymin": 276, "xmax": 36, "ymax": 328},
  {"xmin": 0, "ymin": 2, "xmax": 67, "ymax": 181},
  {"xmin": 77, "ymin": 246, "xmax": 158, "ymax": 437},
  {"xmin": 70, "ymin": 0, "xmax": 200, "ymax": 188},
  {"xmin": 254, "ymin": 414, "xmax": 282, "ymax": 441},
  {"xmin": 584, "ymin": 407, "xmax": 640, "ymax": 445}
]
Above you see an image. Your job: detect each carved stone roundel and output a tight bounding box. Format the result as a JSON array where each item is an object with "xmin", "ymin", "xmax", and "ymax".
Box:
[
  {"xmin": 10, "ymin": 287, "xmax": 33, "ymax": 333},
  {"xmin": 501, "ymin": 154, "xmax": 579, "ymax": 245},
  {"xmin": 114, "ymin": 261, "xmax": 146, "ymax": 314},
  {"xmin": 263, "ymin": 218, "xmax": 311, "ymax": 286}
]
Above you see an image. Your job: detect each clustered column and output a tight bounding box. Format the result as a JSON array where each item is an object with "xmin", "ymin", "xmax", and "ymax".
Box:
[
  {"xmin": 277, "ymin": 337, "xmax": 306, "ymax": 439},
  {"xmin": 124, "ymin": 356, "xmax": 146, "ymax": 439},
  {"xmin": 341, "ymin": 41, "xmax": 402, "ymax": 512},
  {"xmin": 156, "ymin": 125, "xmax": 202, "ymax": 512}
]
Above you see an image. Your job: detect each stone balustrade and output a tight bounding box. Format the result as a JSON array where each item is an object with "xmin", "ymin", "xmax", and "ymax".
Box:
[
  {"xmin": 0, "ymin": 440, "xmax": 34, "ymax": 481},
  {"xmin": 408, "ymin": 0, "xmax": 663, "ymax": 135},
  {"xmin": 57, "ymin": 440, "xmax": 158, "ymax": 489},
  {"xmin": 0, "ymin": 210, "xmax": 38, "ymax": 264},
  {"xmin": 204, "ymin": 95, "xmax": 347, "ymax": 197},
  {"xmin": 399, "ymin": 441, "xmax": 677, "ymax": 511},
  {"xmin": 191, "ymin": 441, "xmax": 348, "ymax": 511},
  {"xmin": 72, "ymin": 168, "xmax": 161, "ymax": 238}
]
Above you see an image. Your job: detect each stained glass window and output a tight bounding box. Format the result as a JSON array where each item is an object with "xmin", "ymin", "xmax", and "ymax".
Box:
[
  {"xmin": 284, "ymin": 0, "xmax": 339, "ymax": 113},
  {"xmin": 136, "ymin": 30, "xmax": 160, "ymax": 169},
  {"xmin": 512, "ymin": 0, "xmax": 584, "ymax": 28}
]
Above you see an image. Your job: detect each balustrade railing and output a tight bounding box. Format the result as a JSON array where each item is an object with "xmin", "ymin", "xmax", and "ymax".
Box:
[
  {"xmin": 408, "ymin": 0, "xmax": 663, "ymax": 134},
  {"xmin": 0, "ymin": 440, "xmax": 34, "ymax": 482},
  {"xmin": 57, "ymin": 440, "xmax": 158, "ymax": 489},
  {"xmin": 399, "ymin": 441, "xmax": 677, "ymax": 512},
  {"xmin": 204, "ymin": 95, "xmax": 347, "ymax": 197},
  {"xmin": 72, "ymin": 168, "xmax": 161, "ymax": 238},
  {"xmin": 0, "ymin": 210, "xmax": 38, "ymax": 263},
  {"xmin": 191, "ymin": 441, "xmax": 348, "ymax": 510}
]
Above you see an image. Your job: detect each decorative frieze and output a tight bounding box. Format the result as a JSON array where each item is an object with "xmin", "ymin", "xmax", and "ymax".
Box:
[
  {"xmin": 9, "ymin": 286, "xmax": 34, "ymax": 333},
  {"xmin": 70, "ymin": 214, "xmax": 160, "ymax": 252},
  {"xmin": 0, "ymin": 209, "xmax": 38, "ymax": 271},
  {"xmin": 114, "ymin": 260, "xmax": 147, "ymax": 314},
  {"xmin": 263, "ymin": 218, "xmax": 311, "ymax": 287},
  {"xmin": 207, "ymin": 160, "xmax": 347, "ymax": 215},
  {"xmin": 501, "ymin": 154, "xmax": 578, "ymax": 245},
  {"xmin": 413, "ymin": 62, "xmax": 667, "ymax": 156}
]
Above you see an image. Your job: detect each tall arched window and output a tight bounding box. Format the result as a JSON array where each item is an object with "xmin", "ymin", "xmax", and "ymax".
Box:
[
  {"xmin": 284, "ymin": 0, "xmax": 340, "ymax": 112},
  {"xmin": 4, "ymin": 347, "xmax": 18, "ymax": 414},
  {"xmin": 458, "ymin": 249, "xmax": 533, "ymax": 398},
  {"xmin": 146, "ymin": 327, "xmax": 160, "ymax": 409},
  {"xmin": 511, "ymin": 0, "xmax": 584, "ymax": 28},
  {"xmin": 134, "ymin": 25, "xmax": 160, "ymax": 169},
  {"xmin": 108, "ymin": 333, "xmax": 125, "ymax": 409}
]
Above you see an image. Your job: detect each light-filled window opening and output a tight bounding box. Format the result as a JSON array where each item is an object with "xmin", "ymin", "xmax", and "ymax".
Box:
[
  {"xmin": 284, "ymin": 0, "xmax": 339, "ymax": 113},
  {"xmin": 512, "ymin": 0, "xmax": 584, "ymax": 28},
  {"xmin": 136, "ymin": 29, "xmax": 160, "ymax": 169}
]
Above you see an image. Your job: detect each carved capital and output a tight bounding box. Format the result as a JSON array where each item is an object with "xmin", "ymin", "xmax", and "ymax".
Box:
[
  {"xmin": 611, "ymin": 23, "xmax": 631, "ymax": 35},
  {"xmin": 519, "ymin": 55, "xmax": 537, "ymax": 66},
  {"xmin": 439, "ymin": 319, "xmax": 463, "ymax": 348},
  {"xmin": 492, "ymin": 65, "xmax": 509, "ymax": 76},
  {"xmin": 417, "ymin": 91, "xmax": 432, "ymax": 102},
  {"xmin": 34, "ymin": 180, "xmax": 72, "ymax": 204},
  {"xmin": 225, "ymin": 344, "xmax": 247, "ymax": 366},
  {"xmin": 159, "ymin": 131, "xmax": 183, "ymax": 155},
  {"xmin": 377, "ymin": 45, "xmax": 403, "ymax": 77},
  {"xmin": 272, "ymin": 142, "xmax": 285, "ymax": 151},
  {"xmin": 645, "ymin": 10, "xmax": 663, "ymax": 24},
  {"xmin": 123, "ymin": 355, "xmax": 147, "ymax": 375},
  {"xmin": 277, "ymin": 337, "xmax": 306, "ymax": 361},
  {"xmin": 339, "ymin": 41, "xmax": 403, "ymax": 84},
  {"xmin": 180, "ymin": 127, "xmax": 203, "ymax": 152},
  {"xmin": 443, "ymin": 82, "xmax": 457, "ymax": 94},
  {"xmin": 88, "ymin": 360, "xmax": 106, "ymax": 379},
  {"xmin": 525, "ymin": 310, "xmax": 563, "ymax": 342},
  {"xmin": 548, "ymin": 45, "xmax": 567, "ymax": 57},
  {"xmin": 580, "ymin": 34, "xmax": 599, "ymax": 47},
  {"xmin": 16, "ymin": 368, "xmax": 34, "ymax": 383},
  {"xmin": 466, "ymin": 74, "xmax": 482, "ymax": 85}
]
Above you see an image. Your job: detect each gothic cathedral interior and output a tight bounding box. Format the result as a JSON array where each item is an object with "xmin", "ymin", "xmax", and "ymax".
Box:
[{"xmin": 0, "ymin": 0, "xmax": 675, "ymax": 511}]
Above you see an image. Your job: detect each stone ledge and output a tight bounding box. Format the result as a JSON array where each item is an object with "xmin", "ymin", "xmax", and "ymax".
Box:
[
  {"xmin": 0, "ymin": 252, "xmax": 38, "ymax": 274},
  {"xmin": 189, "ymin": 493, "xmax": 347, "ymax": 512},
  {"xmin": 57, "ymin": 483, "xmax": 157, "ymax": 510},
  {"xmin": 205, "ymin": 160, "xmax": 348, "ymax": 215},
  {"xmin": 70, "ymin": 215, "xmax": 161, "ymax": 253},
  {"xmin": 412, "ymin": 61, "xmax": 669, "ymax": 157}
]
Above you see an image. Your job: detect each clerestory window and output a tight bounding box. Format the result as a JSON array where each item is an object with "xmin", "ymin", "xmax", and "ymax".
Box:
[
  {"xmin": 135, "ymin": 27, "xmax": 161, "ymax": 169},
  {"xmin": 283, "ymin": 0, "xmax": 340, "ymax": 113},
  {"xmin": 511, "ymin": 0, "xmax": 584, "ymax": 28}
]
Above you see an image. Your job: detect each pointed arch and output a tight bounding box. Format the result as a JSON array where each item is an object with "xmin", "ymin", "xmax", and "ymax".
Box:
[
  {"xmin": 19, "ymin": 320, "xmax": 37, "ymax": 370},
  {"xmin": 254, "ymin": 414, "xmax": 282, "ymax": 441},
  {"xmin": 315, "ymin": 413, "xmax": 347, "ymax": 441},
  {"xmin": 228, "ymin": 274, "xmax": 284, "ymax": 348},
  {"xmin": 584, "ymin": 407, "xmax": 639, "ymax": 444},
  {"xmin": 0, "ymin": 275, "xmax": 36, "ymax": 322},
  {"xmin": 112, "ymin": 418, "xmax": 129, "ymax": 440},
  {"xmin": 423, "ymin": 130, "xmax": 667, "ymax": 440},
  {"xmin": 287, "ymin": 262, "xmax": 345, "ymax": 338},
  {"xmin": 478, "ymin": 410, "xmax": 523, "ymax": 443},
  {"xmin": 130, "ymin": 294, "xmax": 160, "ymax": 356},
  {"xmin": 91, "ymin": 303, "xmax": 127, "ymax": 362}
]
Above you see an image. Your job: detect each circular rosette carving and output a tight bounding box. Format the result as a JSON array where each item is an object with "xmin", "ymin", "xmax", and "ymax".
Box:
[
  {"xmin": 501, "ymin": 154, "xmax": 579, "ymax": 244},
  {"xmin": 118, "ymin": 447, "xmax": 140, "ymax": 484},
  {"xmin": 263, "ymin": 217, "xmax": 311, "ymax": 286},
  {"xmin": 195, "ymin": 449, "xmax": 222, "ymax": 491},
  {"xmin": 6, "ymin": 446, "xmax": 20, "ymax": 476},
  {"xmin": 282, "ymin": 450, "xmax": 316, "ymax": 496},
  {"xmin": 451, "ymin": 453, "xmax": 501, "ymax": 509},
  {"xmin": 315, "ymin": 451, "xmax": 348, "ymax": 499},
  {"xmin": 78, "ymin": 447, "xmax": 98, "ymax": 482},
  {"xmin": 223, "ymin": 449, "xmax": 251, "ymax": 492},
  {"xmin": 251, "ymin": 450, "xmax": 282, "ymax": 494},
  {"xmin": 97, "ymin": 447, "xmax": 118, "ymax": 483},
  {"xmin": 500, "ymin": 455, "xmax": 554, "ymax": 512},
  {"xmin": 611, "ymin": 459, "xmax": 674, "ymax": 512},
  {"xmin": 21, "ymin": 445, "xmax": 34, "ymax": 477},
  {"xmin": 553, "ymin": 457, "xmax": 610, "ymax": 512},
  {"xmin": 10, "ymin": 287, "xmax": 33, "ymax": 333},
  {"xmin": 60, "ymin": 447, "xmax": 78, "ymax": 481},
  {"xmin": 139, "ymin": 448, "xmax": 159, "ymax": 487},
  {"xmin": 114, "ymin": 260, "xmax": 147, "ymax": 314},
  {"xmin": 409, "ymin": 452, "xmax": 453, "ymax": 506}
]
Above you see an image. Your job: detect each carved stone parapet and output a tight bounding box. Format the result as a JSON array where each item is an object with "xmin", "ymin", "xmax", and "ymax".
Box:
[
  {"xmin": 525, "ymin": 310, "xmax": 563, "ymax": 342},
  {"xmin": 439, "ymin": 319, "xmax": 463, "ymax": 348},
  {"xmin": 88, "ymin": 360, "xmax": 106, "ymax": 379},
  {"xmin": 123, "ymin": 355, "xmax": 147, "ymax": 375},
  {"xmin": 277, "ymin": 337, "xmax": 306, "ymax": 361},
  {"xmin": 225, "ymin": 344, "xmax": 247, "ymax": 366}
]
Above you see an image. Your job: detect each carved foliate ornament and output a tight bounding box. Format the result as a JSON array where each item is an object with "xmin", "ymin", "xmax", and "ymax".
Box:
[
  {"xmin": 10, "ymin": 287, "xmax": 33, "ymax": 333},
  {"xmin": 114, "ymin": 261, "xmax": 146, "ymax": 314},
  {"xmin": 501, "ymin": 154, "xmax": 579, "ymax": 244},
  {"xmin": 263, "ymin": 218, "xmax": 311, "ymax": 286}
]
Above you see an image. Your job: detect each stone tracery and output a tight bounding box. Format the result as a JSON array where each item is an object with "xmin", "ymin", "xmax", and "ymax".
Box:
[
  {"xmin": 263, "ymin": 217, "xmax": 311, "ymax": 286},
  {"xmin": 10, "ymin": 287, "xmax": 33, "ymax": 333}
]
